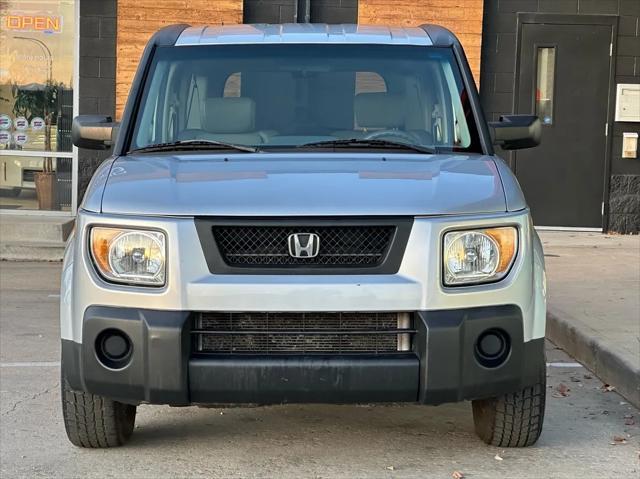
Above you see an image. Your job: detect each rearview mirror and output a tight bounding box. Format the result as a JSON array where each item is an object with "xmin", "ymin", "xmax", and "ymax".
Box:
[
  {"xmin": 72, "ymin": 115, "xmax": 119, "ymax": 150},
  {"xmin": 489, "ymin": 115, "xmax": 541, "ymax": 150}
]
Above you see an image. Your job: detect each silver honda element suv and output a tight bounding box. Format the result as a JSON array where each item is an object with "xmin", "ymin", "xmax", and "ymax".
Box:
[{"xmin": 62, "ymin": 23, "xmax": 546, "ymax": 448}]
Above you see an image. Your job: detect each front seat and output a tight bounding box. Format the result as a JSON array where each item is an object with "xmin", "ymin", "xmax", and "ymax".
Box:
[
  {"xmin": 332, "ymin": 92, "xmax": 406, "ymax": 139},
  {"xmin": 180, "ymin": 97, "xmax": 266, "ymax": 145}
]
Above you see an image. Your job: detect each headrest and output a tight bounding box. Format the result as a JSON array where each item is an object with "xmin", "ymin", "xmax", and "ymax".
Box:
[
  {"xmin": 355, "ymin": 93, "xmax": 405, "ymax": 129},
  {"xmin": 205, "ymin": 97, "xmax": 255, "ymax": 133}
]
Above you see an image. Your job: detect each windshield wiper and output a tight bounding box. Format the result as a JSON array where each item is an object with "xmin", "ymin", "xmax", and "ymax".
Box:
[
  {"xmin": 296, "ymin": 138, "xmax": 437, "ymax": 154},
  {"xmin": 129, "ymin": 139, "xmax": 258, "ymax": 154}
]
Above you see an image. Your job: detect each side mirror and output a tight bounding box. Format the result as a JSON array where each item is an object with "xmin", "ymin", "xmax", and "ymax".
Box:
[
  {"xmin": 72, "ymin": 115, "xmax": 119, "ymax": 150},
  {"xmin": 489, "ymin": 115, "xmax": 541, "ymax": 150}
]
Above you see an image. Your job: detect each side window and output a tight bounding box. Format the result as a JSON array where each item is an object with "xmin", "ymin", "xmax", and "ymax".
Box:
[
  {"xmin": 355, "ymin": 72, "xmax": 387, "ymax": 94},
  {"xmin": 223, "ymin": 72, "xmax": 241, "ymax": 97}
]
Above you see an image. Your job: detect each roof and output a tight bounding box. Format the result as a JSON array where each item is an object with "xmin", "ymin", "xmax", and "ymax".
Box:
[{"xmin": 175, "ymin": 24, "xmax": 433, "ymax": 46}]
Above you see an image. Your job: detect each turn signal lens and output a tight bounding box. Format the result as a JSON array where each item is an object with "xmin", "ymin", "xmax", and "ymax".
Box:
[
  {"xmin": 485, "ymin": 227, "xmax": 518, "ymax": 273},
  {"xmin": 443, "ymin": 227, "xmax": 518, "ymax": 286},
  {"xmin": 90, "ymin": 227, "xmax": 166, "ymax": 286}
]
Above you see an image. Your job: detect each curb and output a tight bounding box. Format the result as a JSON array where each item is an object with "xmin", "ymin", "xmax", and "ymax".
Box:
[{"xmin": 546, "ymin": 310, "xmax": 640, "ymax": 409}]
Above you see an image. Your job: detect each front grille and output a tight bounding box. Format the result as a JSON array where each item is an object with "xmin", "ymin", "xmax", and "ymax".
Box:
[
  {"xmin": 212, "ymin": 225, "xmax": 394, "ymax": 267},
  {"xmin": 192, "ymin": 312, "xmax": 414, "ymax": 355}
]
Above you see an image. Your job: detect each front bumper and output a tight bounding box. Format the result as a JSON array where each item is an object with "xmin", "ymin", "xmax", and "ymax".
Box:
[{"xmin": 62, "ymin": 305, "xmax": 545, "ymax": 406}]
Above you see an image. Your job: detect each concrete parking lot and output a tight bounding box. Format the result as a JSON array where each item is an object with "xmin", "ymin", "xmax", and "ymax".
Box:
[{"xmin": 1, "ymin": 262, "xmax": 638, "ymax": 478}]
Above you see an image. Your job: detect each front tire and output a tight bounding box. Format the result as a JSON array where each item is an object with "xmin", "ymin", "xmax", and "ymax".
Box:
[
  {"xmin": 61, "ymin": 375, "xmax": 136, "ymax": 448},
  {"xmin": 471, "ymin": 361, "xmax": 546, "ymax": 447}
]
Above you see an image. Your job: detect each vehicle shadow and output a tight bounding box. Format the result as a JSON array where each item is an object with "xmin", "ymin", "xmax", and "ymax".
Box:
[{"xmin": 129, "ymin": 402, "xmax": 479, "ymax": 451}]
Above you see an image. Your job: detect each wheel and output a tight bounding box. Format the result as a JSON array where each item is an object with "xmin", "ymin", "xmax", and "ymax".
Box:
[
  {"xmin": 471, "ymin": 360, "xmax": 546, "ymax": 447},
  {"xmin": 61, "ymin": 374, "xmax": 136, "ymax": 448}
]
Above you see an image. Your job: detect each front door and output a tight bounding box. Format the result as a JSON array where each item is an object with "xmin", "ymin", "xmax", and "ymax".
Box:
[{"xmin": 514, "ymin": 21, "xmax": 612, "ymax": 228}]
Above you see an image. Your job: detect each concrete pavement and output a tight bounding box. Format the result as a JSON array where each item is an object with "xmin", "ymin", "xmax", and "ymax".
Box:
[
  {"xmin": 1, "ymin": 261, "xmax": 639, "ymax": 478},
  {"xmin": 539, "ymin": 231, "xmax": 640, "ymax": 408}
]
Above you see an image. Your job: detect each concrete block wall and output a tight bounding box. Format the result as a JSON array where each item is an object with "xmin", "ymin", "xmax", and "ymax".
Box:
[
  {"xmin": 78, "ymin": 0, "xmax": 117, "ymax": 204},
  {"xmin": 480, "ymin": 0, "xmax": 640, "ymax": 233},
  {"xmin": 243, "ymin": 0, "xmax": 296, "ymax": 23},
  {"xmin": 311, "ymin": 0, "xmax": 357, "ymax": 24},
  {"xmin": 243, "ymin": 0, "xmax": 357, "ymax": 23},
  {"xmin": 610, "ymin": 2, "xmax": 640, "ymax": 234}
]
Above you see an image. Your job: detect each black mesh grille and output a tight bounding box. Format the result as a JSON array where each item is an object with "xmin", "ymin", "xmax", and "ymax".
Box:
[
  {"xmin": 193, "ymin": 312, "xmax": 413, "ymax": 355},
  {"xmin": 212, "ymin": 225, "xmax": 394, "ymax": 267}
]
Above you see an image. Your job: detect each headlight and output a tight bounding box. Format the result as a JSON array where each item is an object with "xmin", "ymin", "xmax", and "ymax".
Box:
[
  {"xmin": 90, "ymin": 227, "xmax": 166, "ymax": 286},
  {"xmin": 443, "ymin": 227, "xmax": 517, "ymax": 286}
]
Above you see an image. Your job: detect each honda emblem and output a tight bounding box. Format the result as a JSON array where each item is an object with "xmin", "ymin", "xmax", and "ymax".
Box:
[{"xmin": 288, "ymin": 233, "xmax": 320, "ymax": 258}]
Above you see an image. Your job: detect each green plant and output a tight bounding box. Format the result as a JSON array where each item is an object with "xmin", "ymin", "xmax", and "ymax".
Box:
[{"xmin": 11, "ymin": 81, "xmax": 62, "ymax": 172}]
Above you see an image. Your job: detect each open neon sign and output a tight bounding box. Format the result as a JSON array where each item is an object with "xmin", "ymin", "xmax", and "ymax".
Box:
[{"xmin": 4, "ymin": 14, "xmax": 63, "ymax": 33}]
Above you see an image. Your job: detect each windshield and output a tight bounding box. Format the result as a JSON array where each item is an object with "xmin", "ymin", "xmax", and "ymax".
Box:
[{"xmin": 130, "ymin": 44, "xmax": 481, "ymax": 153}]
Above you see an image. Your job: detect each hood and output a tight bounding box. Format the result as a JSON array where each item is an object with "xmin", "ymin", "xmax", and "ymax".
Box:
[{"xmin": 98, "ymin": 153, "xmax": 506, "ymax": 216}]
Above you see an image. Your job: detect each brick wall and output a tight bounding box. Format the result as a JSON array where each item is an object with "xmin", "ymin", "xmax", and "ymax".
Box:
[
  {"xmin": 116, "ymin": 0, "xmax": 242, "ymax": 118},
  {"xmin": 480, "ymin": 0, "xmax": 640, "ymax": 233},
  {"xmin": 358, "ymin": 0, "xmax": 484, "ymax": 82},
  {"xmin": 78, "ymin": 0, "xmax": 117, "ymax": 202}
]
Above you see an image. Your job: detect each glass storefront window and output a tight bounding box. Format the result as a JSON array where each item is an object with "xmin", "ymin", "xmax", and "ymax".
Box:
[{"xmin": 0, "ymin": 0, "xmax": 76, "ymax": 212}]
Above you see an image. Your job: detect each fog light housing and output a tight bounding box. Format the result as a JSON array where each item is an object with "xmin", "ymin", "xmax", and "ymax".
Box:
[
  {"xmin": 475, "ymin": 329, "xmax": 510, "ymax": 368},
  {"xmin": 95, "ymin": 329, "xmax": 132, "ymax": 369}
]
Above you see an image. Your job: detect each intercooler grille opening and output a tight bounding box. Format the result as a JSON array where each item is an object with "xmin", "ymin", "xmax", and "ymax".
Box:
[
  {"xmin": 212, "ymin": 225, "xmax": 395, "ymax": 267},
  {"xmin": 192, "ymin": 312, "xmax": 414, "ymax": 355}
]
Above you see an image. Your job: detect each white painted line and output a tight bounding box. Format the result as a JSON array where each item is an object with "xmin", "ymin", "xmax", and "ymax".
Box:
[
  {"xmin": 547, "ymin": 362, "xmax": 584, "ymax": 368},
  {"xmin": 47, "ymin": 294, "xmax": 60, "ymax": 298},
  {"xmin": 535, "ymin": 226, "xmax": 602, "ymax": 232},
  {"xmin": 1, "ymin": 361, "xmax": 60, "ymax": 368}
]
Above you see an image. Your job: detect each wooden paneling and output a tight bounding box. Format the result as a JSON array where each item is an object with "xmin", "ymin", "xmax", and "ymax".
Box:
[
  {"xmin": 358, "ymin": 0, "xmax": 484, "ymax": 82},
  {"xmin": 115, "ymin": 0, "xmax": 242, "ymax": 118}
]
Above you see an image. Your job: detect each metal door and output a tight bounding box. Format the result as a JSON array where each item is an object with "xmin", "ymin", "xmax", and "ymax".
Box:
[{"xmin": 515, "ymin": 21, "xmax": 612, "ymax": 228}]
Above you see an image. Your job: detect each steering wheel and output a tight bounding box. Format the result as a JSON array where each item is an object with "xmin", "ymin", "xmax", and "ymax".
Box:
[{"xmin": 363, "ymin": 129, "xmax": 422, "ymax": 144}]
